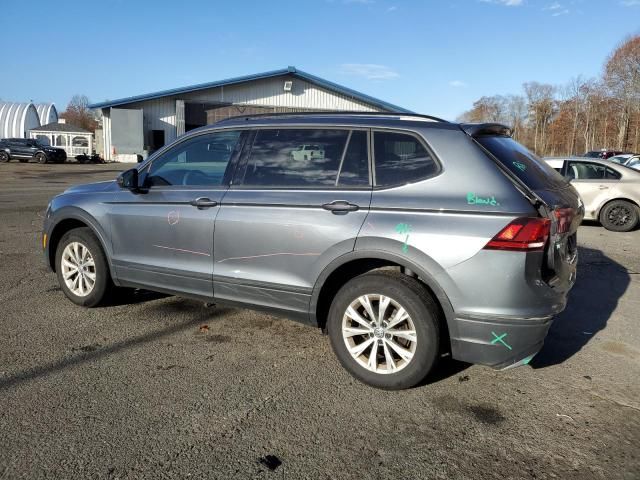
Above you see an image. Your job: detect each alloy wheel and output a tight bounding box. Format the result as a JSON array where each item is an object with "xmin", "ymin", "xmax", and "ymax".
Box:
[
  {"xmin": 61, "ymin": 242, "xmax": 96, "ymax": 297},
  {"xmin": 341, "ymin": 294, "xmax": 417, "ymax": 374},
  {"xmin": 607, "ymin": 205, "xmax": 632, "ymax": 227}
]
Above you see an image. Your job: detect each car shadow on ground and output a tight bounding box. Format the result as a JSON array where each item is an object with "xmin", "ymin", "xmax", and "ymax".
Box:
[
  {"xmin": 102, "ymin": 288, "xmax": 170, "ymax": 307},
  {"xmin": 531, "ymin": 245, "xmax": 631, "ymax": 368},
  {"xmin": 0, "ymin": 305, "xmax": 232, "ymax": 392}
]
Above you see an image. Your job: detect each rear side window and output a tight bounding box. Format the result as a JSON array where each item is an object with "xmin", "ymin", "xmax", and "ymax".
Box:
[
  {"xmin": 337, "ymin": 130, "xmax": 369, "ymax": 187},
  {"xmin": 373, "ymin": 131, "xmax": 437, "ymax": 187},
  {"xmin": 241, "ymin": 129, "xmax": 349, "ymax": 187},
  {"xmin": 566, "ymin": 161, "xmax": 621, "ymax": 180},
  {"xmin": 477, "ymin": 136, "xmax": 567, "ymax": 190}
]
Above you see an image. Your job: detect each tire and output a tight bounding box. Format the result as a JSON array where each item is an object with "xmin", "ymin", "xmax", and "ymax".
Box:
[
  {"xmin": 55, "ymin": 227, "xmax": 113, "ymax": 307},
  {"xmin": 599, "ymin": 200, "xmax": 639, "ymax": 232},
  {"xmin": 327, "ymin": 271, "xmax": 441, "ymax": 390},
  {"xmin": 0, "ymin": 151, "xmax": 9, "ymax": 163},
  {"xmin": 35, "ymin": 152, "xmax": 48, "ymax": 164}
]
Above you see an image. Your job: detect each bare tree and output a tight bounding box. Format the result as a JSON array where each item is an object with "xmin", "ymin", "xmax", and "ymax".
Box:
[
  {"xmin": 604, "ymin": 35, "xmax": 640, "ymax": 150},
  {"xmin": 60, "ymin": 94, "xmax": 98, "ymax": 132},
  {"xmin": 524, "ymin": 82, "xmax": 556, "ymax": 154}
]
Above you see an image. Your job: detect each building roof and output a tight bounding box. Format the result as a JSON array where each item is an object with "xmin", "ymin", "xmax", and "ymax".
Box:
[
  {"xmin": 31, "ymin": 122, "xmax": 91, "ymax": 133},
  {"xmin": 88, "ymin": 66, "xmax": 412, "ymax": 113}
]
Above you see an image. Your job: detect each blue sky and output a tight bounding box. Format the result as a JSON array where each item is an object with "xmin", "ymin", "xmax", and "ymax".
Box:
[{"xmin": 1, "ymin": 0, "xmax": 638, "ymax": 120}]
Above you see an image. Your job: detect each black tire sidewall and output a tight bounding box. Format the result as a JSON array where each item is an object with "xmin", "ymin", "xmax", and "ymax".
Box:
[
  {"xmin": 600, "ymin": 201, "xmax": 639, "ymax": 232},
  {"xmin": 55, "ymin": 228, "xmax": 110, "ymax": 307},
  {"xmin": 327, "ymin": 272, "xmax": 440, "ymax": 390}
]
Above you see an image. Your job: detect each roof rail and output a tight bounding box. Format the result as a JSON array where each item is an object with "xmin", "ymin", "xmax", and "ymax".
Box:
[{"xmin": 215, "ymin": 111, "xmax": 449, "ymax": 124}]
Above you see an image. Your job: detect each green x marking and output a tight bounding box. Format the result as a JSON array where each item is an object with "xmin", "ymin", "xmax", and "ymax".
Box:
[{"xmin": 490, "ymin": 331, "xmax": 512, "ymax": 350}]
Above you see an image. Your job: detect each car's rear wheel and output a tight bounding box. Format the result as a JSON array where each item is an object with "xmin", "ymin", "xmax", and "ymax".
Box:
[
  {"xmin": 35, "ymin": 152, "xmax": 47, "ymax": 164},
  {"xmin": 600, "ymin": 200, "xmax": 639, "ymax": 232},
  {"xmin": 0, "ymin": 151, "xmax": 9, "ymax": 163},
  {"xmin": 55, "ymin": 227, "xmax": 112, "ymax": 307},
  {"xmin": 327, "ymin": 271, "xmax": 440, "ymax": 390}
]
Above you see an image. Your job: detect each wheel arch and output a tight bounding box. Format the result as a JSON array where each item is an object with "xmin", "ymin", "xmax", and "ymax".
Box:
[
  {"xmin": 596, "ymin": 197, "xmax": 640, "ymax": 219},
  {"xmin": 47, "ymin": 209, "xmax": 114, "ymax": 279},
  {"xmin": 310, "ymin": 250, "xmax": 455, "ymax": 350}
]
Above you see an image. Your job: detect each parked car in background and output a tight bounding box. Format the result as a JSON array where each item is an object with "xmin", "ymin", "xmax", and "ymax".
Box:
[
  {"xmin": 625, "ymin": 155, "xmax": 640, "ymax": 171},
  {"xmin": 0, "ymin": 138, "xmax": 66, "ymax": 164},
  {"xmin": 608, "ymin": 154, "xmax": 634, "ymax": 165},
  {"xmin": 290, "ymin": 144, "xmax": 325, "ymax": 161},
  {"xmin": 43, "ymin": 113, "xmax": 583, "ymax": 390},
  {"xmin": 583, "ymin": 149, "xmax": 624, "ymax": 159},
  {"xmin": 545, "ymin": 156, "xmax": 640, "ymax": 231}
]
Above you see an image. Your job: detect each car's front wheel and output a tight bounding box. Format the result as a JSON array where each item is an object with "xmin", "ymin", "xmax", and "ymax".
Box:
[
  {"xmin": 328, "ymin": 271, "xmax": 440, "ymax": 390},
  {"xmin": 55, "ymin": 227, "xmax": 112, "ymax": 307},
  {"xmin": 35, "ymin": 152, "xmax": 47, "ymax": 164},
  {"xmin": 600, "ymin": 200, "xmax": 639, "ymax": 232}
]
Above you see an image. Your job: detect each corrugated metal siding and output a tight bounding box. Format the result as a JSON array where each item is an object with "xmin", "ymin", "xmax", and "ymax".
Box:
[
  {"xmin": 121, "ymin": 97, "xmax": 177, "ymax": 147},
  {"xmin": 181, "ymin": 76, "xmax": 380, "ymax": 111},
  {"xmin": 0, "ymin": 102, "xmax": 41, "ymax": 139},
  {"xmin": 35, "ymin": 104, "xmax": 58, "ymax": 125}
]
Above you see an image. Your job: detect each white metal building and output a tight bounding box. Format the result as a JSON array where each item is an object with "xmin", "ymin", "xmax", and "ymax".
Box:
[
  {"xmin": 90, "ymin": 67, "xmax": 410, "ymax": 161},
  {"xmin": 35, "ymin": 103, "xmax": 59, "ymax": 126},
  {"xmin": 0, "ymin": 102, "xmax": 41, "ymax": 139},
  {"xmin": 0, "ymin": 102, "xmax": 58, "ymax": 140}
]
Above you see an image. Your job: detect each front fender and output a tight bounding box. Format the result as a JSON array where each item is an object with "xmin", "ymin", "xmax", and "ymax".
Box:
[{"xmin": 45, "ymin": 205, "xmax": 117, "ymax": 282}]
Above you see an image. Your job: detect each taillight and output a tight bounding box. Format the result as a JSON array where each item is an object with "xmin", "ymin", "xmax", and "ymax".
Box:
[
  {"xmin": 484, "ymin": 217, "xmax": 550, "ymax": 251},
  {"xmin": 554, "ymin": 208, "xmax": 574, "ymax": 234}
]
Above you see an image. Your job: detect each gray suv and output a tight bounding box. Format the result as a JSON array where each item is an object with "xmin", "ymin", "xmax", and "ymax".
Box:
[{"xmin": 43, "ymin": 113, "xmax": 583, "ymax": 389}]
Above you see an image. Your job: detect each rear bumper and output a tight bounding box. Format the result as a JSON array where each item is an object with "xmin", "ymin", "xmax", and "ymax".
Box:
[{"xmin": 449, "ymin": 313, "xmax": 554, "ymax": 369}]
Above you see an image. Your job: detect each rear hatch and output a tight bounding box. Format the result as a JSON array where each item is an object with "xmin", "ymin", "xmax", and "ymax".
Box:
[{"xmin": 463, "ymin": 124, "xmax": 584, "ymax": 292}]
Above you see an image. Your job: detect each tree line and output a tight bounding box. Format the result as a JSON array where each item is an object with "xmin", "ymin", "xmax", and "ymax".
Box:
[{"xmin": 458, "ymin": 34, "xmax": 640, "ymax": 157}]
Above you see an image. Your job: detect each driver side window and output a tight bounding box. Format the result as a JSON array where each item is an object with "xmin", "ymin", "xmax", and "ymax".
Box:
[{"xmin": 146, "ymin": 130, "xmax": 241, "ymax": 187}]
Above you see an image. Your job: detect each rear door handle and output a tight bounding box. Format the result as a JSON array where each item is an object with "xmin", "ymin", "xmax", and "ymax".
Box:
[
  {"xmin": 190, "ymin": 197, "xmax": 218, "ymax": 209},
  {"xmin": 322, "ymin": 200, "xmax": 359, "ymax": 213},
  {"xmin": 598, "ymin": 185, "xmax": 609, "ymax": 190}
]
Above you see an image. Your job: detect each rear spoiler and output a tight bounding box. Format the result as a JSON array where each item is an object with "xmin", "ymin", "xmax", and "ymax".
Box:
[{"xmin": 460, "ymin": 123, "xmax": 512, "ymax": 138}]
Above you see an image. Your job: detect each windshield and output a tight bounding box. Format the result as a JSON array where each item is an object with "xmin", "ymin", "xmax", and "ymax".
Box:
[
  {"xmin": 476, "ymin": 136, "xmax": 568, "ymax": 191},
  {"xmin": 609, "ymin": 155, "xmax": 629, "ymax": 164}
]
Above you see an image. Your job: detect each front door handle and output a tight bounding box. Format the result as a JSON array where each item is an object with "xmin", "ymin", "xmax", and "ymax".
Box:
[
  {"xmin": 322, "ymin": 200, "xmax": 359, "ymax": 213},
  {"xmin": 190, "ymin": 197, "xmax": 218, "ymax": 209},
  {"xmin": 598, "ymin": 185, "xmax": 609, "ymax": 190}
]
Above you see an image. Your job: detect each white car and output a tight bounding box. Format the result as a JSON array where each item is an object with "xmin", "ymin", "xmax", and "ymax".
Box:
[
  {"xmin": 290, "ymin": 144, "xmax": 325, "ymax": 161},
  {"xmin": 544, "ymin": 157, "xmax": 640, "ymax": 231},
  {"xmin": 608, "ymin": 154, "xmax": 633, "ymax": 165},
  {"xmin": 623, "ymin": 155, "xmax": 640, "ymax": 171}
]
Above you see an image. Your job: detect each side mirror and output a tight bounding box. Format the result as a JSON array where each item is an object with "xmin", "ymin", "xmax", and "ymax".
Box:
[{"xmin": 117, "ymin": 168, "xmax": 139, "ymax": 190}]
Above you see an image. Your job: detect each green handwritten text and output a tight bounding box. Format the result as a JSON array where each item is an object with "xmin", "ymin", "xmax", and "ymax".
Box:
[
  {"xmin": 467, "ymin": 193, "xmax": 500, "ymax": 207},
  {"xmin": 395, "ymin": 223, "xmax": 412, "ymax": 253}
]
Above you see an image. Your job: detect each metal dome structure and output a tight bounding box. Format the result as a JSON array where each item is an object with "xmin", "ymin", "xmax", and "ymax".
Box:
[
  {"xmin": 0, "ymin": 102, "xmax": 41, "ymax": 139},
  {"xmin": 35, "ymin": 103, "xmax": 58, "ymax": 126}
]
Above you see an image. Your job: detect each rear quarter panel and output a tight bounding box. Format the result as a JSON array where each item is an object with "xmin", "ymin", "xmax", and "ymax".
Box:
[{"xmin": 360, "ymin": 127, "xmax": 539, "ymax": 314}]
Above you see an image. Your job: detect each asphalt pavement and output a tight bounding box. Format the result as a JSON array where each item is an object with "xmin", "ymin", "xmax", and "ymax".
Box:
[{"xmin": 0, "ymin": 162, "xmax": 638, "ymax": 479}]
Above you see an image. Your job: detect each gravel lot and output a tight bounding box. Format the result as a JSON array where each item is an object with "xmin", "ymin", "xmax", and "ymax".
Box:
[{"xmin": 0, "ymin": 162, "xmax": 639, "ymax": 479}]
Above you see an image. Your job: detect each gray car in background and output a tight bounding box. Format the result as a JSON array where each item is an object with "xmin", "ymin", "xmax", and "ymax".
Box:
[{"xmin": 42, "ymin": 113, "xmax": 583, "ymax": 389}]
